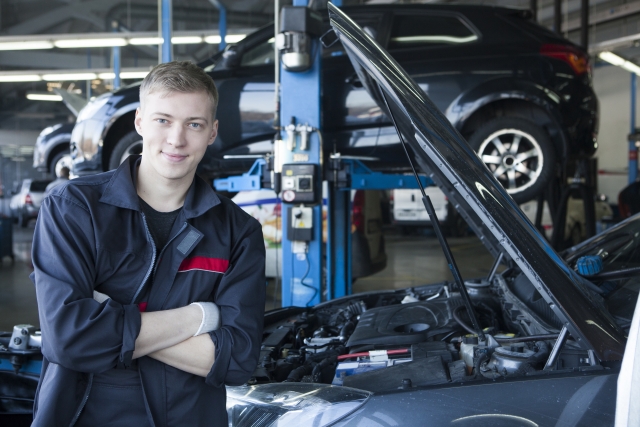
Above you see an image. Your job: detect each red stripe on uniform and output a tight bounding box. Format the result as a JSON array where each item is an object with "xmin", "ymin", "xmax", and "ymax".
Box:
[{"xmin": 178, "ymin": 256, "xmax": 229, "ymax": 273}]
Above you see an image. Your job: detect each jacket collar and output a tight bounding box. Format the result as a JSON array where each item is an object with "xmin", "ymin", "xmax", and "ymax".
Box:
[{"xmin": 99, "ymin": 155, "xmax": 221, "ymax": 218}]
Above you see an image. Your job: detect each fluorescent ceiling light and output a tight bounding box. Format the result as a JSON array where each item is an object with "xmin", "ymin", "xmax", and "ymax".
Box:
[
  {"xmin": 171, "ymin": 36, "xmax": 202, "ymax": 44},
  {"xmin": 129, "ymin": 37, "xmax": 163, "ymax": 45},
  {"xmin": 54, "ymin": 38, "xmax": 127, "ymax": 48},
  {"xmin": 0, "ymin": 41, "xmax": 53, "ymax": 50},
  {"xmin": 0, "ymin": 74, "xmax": 41, "ymax": 82},
  {"xmin": 26, "ymin": 93, "xmax": 62, "ymax": 101},
  {"xmin": 598, "ymin": 51, "xmax": 626, "ymax": 66},
  {"xmin": 599, "ymin": 51, "xmax": 640, "ymax": 75},
  {"xmin": 204, "ymin": 34, "xmax": 246, "ymax": 44},
  {"xmin": 98, "ymin": 71, "xmax": 149, "ymax": 80},
  {"xmin": 120, "ymin": 71, "xmax": 149, "ymax": 79},
  {"xmin": 42, "ymin": 73, "xmax": 98, "ymax": 81}
]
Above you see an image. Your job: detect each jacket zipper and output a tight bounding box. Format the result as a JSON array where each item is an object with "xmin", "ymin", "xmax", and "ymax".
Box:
[
  {"xmin": 132, "ymin": 212, "xmax": 157, "ymax": 304},
  {"xmin": 68, "ymin": 374, "xmax": 93, "ymax": 427}
]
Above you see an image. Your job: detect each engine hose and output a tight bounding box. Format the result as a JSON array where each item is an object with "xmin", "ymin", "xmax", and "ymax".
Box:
[
  {"xmin": 284, "ymin": 364, "xmax": 313, "ymax": 382},
  {"xmin": 453, "ymin": 305, "xmax": 478, "ymax": 335},
  {"xmin": 312, "ymin": 356, "xmax": 338, "ymax": 383},
  {"xmin": 474, "ymin": 352, "xmax": 489, "ymax": 377},
  {"xmin": 495, "ymin": 334, "xmax": 559, "ymax": 344},
  {"xmin": 339, "ymin": 321, "xmax": 356, "ymax": 340}
]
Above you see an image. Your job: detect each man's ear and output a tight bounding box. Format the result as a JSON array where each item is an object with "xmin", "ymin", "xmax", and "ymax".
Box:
[
  {"xmin": 208, "ymin": 120, "xmax": 218, "ymax": 146},
  {"xmin": 134, "ymin": 108, "xmax": 143, "ymax": 136}
]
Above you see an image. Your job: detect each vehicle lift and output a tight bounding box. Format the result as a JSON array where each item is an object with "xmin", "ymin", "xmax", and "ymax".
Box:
[{"xmin": 214, "ymin": 0, "xmax": 434, "ymax": 306}]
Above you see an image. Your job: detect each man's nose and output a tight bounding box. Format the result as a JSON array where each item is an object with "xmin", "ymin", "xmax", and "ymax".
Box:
[{"xmin": 167, "ymin": 124, "xmax": 187, "ymax": 147}]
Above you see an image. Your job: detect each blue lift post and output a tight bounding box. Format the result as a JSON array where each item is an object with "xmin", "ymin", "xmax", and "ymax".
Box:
[
  {"xmin": 218, "ymin": 2, "xmax": 227, "ymax": 51},
  {"xmin": 160, "ymin": 0, "xmax": 173, "ymax": 63},
  {"xmin": 112, "ymin": 21, "xmax": 121, "ymax": 90},
  {"xmin": 279, "ymin": 0, "xmax": 323, "ymax": 307}
]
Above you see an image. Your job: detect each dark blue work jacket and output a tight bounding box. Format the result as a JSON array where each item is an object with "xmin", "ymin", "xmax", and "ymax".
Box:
[{"xmin": 30, "ymin": 156, "xmax": 266, "ymax": 426}]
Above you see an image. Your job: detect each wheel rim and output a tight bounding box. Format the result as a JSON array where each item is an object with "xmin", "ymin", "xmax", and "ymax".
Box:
[
  {"xmin": 54, "ymin": 154, "xmax": 72, "ymax": 177},
  {"xmin": 119, "ymin": 140, "xmax": 143, "ymax": 165},
  {"xmin": 477, "ymin": 128, "xmax": 543, "ymax": 194}
]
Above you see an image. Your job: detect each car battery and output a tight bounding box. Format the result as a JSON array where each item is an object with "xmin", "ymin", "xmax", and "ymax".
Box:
[{"xmin": 332, "ymin": 357, "xmax": 411, "ymax": 386}]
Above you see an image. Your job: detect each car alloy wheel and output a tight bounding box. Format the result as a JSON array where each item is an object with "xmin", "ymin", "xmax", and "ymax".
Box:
[{"xmin": 469, "ymin": 117, "xmax": 556, "ymax": 204}]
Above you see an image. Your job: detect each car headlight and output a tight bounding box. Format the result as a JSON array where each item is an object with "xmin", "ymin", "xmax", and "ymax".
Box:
[
  {"xmin": 227, "ymin": 383, "xmax": 371, "ymax": 426},
  {"xmin": 76, "ymin": 94, "xmax": 112, "ymax": 123}
]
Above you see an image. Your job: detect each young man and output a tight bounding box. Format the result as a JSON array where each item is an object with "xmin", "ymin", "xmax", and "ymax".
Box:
[{"xmin": 31, "ymin": 61, "xmax": 266, "ymax": 426}]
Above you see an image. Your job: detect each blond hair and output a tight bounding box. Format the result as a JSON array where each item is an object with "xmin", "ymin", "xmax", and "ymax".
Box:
[{"xmin": 140, "ymin": 61, "xmax": 219, "ymax": 119}]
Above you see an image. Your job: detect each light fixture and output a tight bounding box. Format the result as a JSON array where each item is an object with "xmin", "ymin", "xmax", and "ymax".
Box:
[
  {"xmin": 42, "ymin": 73, "xmax": 98, "ymax": 81},
  {"xmin": 171, "ymin": 36, "xmax": 203, "ymax": 44},
  {"xmin": 204, "ymin": 34, "xmax": 246, "ymax": 44},
  {"xmin": 129, "ymin": 37, "xmax": 163, "ymax": 45},
  {"xmin": 598, "ymin": 51, "xmax": 640, "ymax": 75},
  {"xmin": 0, "ymin": 41, "xmax": 54, "ymax": 50},
  {"xmin": 120, "ymin": 71, "xmax": 149, "ymax": 79},
  {"xmin": 26, "ymin": 92, "xmax": 63, "ymax": 101},
  {"xmin": 598, "ymin": 51, "xmax": 626, "ymax": 66},
  {"xmin": 54, "ymin": 38, "xmax": 127, "ymax": 48},
  {"xmin": 0, "ymin": 75, "xmax": 41, "ymax": 82}
]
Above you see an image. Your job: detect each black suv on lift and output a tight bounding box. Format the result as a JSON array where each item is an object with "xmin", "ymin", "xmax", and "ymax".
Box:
[{"xmin": 69, "ymin": 4, "xmax": 597, "ymax": 203}]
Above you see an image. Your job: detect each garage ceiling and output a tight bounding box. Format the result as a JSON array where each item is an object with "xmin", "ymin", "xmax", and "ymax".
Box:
[{"xmin": 0, "ymin": 0, "xmax": 639, "ymax": 132}]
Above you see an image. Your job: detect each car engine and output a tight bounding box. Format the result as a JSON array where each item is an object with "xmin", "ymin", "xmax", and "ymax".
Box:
[{"xmin": 250, "ymin": 270, "xmax": 601, "ymax": 392}]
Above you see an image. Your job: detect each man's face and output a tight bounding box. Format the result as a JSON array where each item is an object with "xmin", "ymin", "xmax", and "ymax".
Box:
[{"xmin": 134, "ymin": 90, "xmax": 218, "ymax": 183}]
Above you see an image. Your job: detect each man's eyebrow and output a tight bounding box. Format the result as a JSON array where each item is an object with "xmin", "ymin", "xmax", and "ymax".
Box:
[{"xmin": 152, "ymin": 112, "xmax": 209, "ymax": 123}]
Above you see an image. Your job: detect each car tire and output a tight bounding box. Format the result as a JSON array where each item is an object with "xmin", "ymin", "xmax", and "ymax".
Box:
[
  {"xmin": 49, "ymin": 150, "xmax": 72, "ymax": 178},
  {"xmin": 109, "ymin": 131, "xmax": 143, "ymax": 170},
  {"xmin": 468, "ymin": 117, "xmax": 556, "ymax": 204}
]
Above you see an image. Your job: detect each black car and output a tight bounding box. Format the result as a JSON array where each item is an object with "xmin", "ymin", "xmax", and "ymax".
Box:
[
  {"xmin": 32, "ymin": 122, "xmax": 74, "ymax": 177},
  {"xmin": 70, "ymin": 4, "xmax": 597, "ymax": 203}
]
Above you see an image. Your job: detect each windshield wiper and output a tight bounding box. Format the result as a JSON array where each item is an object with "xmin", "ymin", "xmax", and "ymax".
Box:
[{"xmin": 379, "ymin": 87, "xmax": 486, "ymax": 342}]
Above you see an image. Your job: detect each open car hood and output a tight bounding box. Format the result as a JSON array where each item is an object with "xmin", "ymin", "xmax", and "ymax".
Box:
[{"xmin": 327, "ymin": 3, "xmax": 625, "ymax": 361}]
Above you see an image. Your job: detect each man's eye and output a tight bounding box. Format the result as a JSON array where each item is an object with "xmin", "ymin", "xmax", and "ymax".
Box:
[
  {"xmin": 189, "ymin": 123, "xmax": 202, "ymax": 129},
  {"xmin": 156, "ymin": 118, "xmax": 167, "ymax": 124}
]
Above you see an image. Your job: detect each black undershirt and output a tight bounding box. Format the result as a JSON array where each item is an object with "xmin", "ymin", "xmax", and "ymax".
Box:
[{"xmin": 138, "ymin": 197, "xmax": 182, "ymax": 252}]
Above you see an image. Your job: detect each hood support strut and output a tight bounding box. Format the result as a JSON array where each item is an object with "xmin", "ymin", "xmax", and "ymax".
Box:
[{"xmin": 379, "ymin": 87, "xmax": 486, "ymax": 342}]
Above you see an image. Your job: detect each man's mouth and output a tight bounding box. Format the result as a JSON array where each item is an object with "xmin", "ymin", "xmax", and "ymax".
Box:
[{"xmin": 162, "ymin": 152, "xmax": 187, "ymax": 162}]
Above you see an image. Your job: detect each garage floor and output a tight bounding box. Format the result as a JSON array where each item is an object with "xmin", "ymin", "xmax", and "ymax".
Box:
[{"xmin": 0, "ymin": 224, "xmax": 496, "ymax": 331}]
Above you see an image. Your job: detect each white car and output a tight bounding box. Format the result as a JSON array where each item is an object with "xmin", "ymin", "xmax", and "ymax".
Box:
[{"xmin": 391, "ymin": 187, "xmax": 467, "ymax": 236}]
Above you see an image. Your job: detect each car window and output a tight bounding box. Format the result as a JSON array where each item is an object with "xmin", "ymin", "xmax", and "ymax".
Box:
[
  {"xmin": 240, "ymin": 37, "xmax": 276, "ymax": 67},
  {"xmin": 388, "ymin": 13, "xmax": 478, "ymax": 49},
  {"xmin": 29, "ymin": 181, "xmax": 50, "ymax": 192}
]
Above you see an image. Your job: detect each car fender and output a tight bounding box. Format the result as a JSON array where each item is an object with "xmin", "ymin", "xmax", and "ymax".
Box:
[
  {"xmin": 445, "ymin": 77, "xmax": 568, "ymax": 158},
  {"xmin": 102, "ymin": 101, "xmax": 139, "ymax": 145}
]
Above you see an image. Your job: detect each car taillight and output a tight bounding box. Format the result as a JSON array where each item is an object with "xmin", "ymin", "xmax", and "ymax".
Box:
[
  {"xmin": 540, "ymin": 44, "xmax": 590, "ymax": 75},
  {"xmin": 25, "ymin": 194, "xmax": 32, "ymax": 205},
  {"xmin": 352, "ymin": 190, "xmax": 365, "ymax": 234}
]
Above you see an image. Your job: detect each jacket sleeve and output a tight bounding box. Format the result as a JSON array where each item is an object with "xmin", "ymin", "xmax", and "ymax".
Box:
[
  {"xmin": 207, "ymin": 218, "xmax": 266, "ymax": 387},
  {"xmin": 31, "ymin": 193, "xmax": 141, "ymax": 373}
]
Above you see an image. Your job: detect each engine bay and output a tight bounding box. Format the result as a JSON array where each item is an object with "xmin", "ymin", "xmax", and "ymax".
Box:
[{"xmin": 250, "ymin": 269, "xmax": 612, "ymax": 392}]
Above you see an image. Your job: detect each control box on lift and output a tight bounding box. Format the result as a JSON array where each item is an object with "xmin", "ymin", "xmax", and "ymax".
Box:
[{"xmin": 281, "ymin": 163, "xmax": 320, "ymax": 204}]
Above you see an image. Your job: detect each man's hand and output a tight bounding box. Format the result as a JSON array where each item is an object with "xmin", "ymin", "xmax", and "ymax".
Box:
[{"xmin": 147, "ymin": 335, "xmax": 215, "ymax": 377}]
